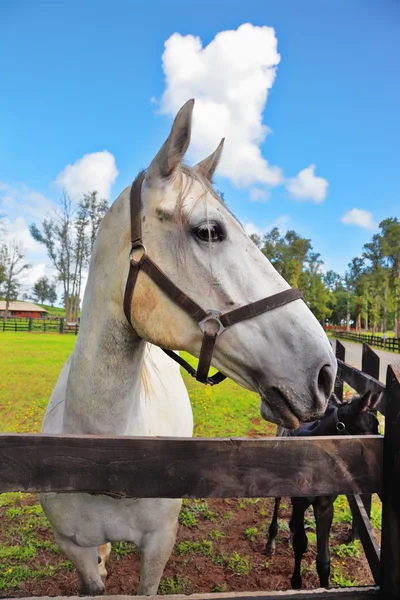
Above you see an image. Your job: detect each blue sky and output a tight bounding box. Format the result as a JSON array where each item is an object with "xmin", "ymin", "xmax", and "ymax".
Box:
[{"xmin": 1, "ymin": 0, "xmax": 399, "ymax": 294}]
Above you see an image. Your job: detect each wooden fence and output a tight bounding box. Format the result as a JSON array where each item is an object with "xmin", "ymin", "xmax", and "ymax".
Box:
[
  {"xmin": 0, "ymin": 317, "xmax": 79, "ymax": 334},
  {"xmin": 1, "ymin": 345, "xmax": 400, "ymax": 600},
  {"xmin": 334, "ymin": 331, "xmax": 400, "ymax": 354}
]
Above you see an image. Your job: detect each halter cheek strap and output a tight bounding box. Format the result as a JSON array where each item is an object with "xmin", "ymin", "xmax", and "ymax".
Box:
[{"xmin": 123, "ymin": 174, "xmax": 304, "ymax": 385}]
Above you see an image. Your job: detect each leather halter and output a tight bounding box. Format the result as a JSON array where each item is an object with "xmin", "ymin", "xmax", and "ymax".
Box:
[{"xmin": 123, "ymin": 174, "xmax": 304, "ymax": 385}]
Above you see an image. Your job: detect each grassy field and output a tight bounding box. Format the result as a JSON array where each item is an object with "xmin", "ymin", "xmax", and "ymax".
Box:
[{"xmin": 0, "ymin": 332, "xmax": 381, "ymax": 594}]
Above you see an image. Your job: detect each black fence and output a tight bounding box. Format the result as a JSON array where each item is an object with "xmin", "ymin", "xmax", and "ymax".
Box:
[
  {"xmin": 0, "ymin": 317, "xmax": 79, "ymax": 334},
  {"xmin": 334, "ymin": 331, "xmax": 400, "ymax": 354}
]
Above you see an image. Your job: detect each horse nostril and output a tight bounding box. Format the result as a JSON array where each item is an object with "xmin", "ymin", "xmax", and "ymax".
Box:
[{"xmin": 318, "ymin": 364, "xmax": 333, "ymax": 398}]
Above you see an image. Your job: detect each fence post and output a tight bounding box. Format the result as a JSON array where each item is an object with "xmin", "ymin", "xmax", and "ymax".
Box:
[
  {"xmin": 75, "ymin": 323, "xmax": 78, "ymax": 335},
  {"xmin": 380, "ymin": 363, "xmax": 400, "ymax": 599},
  {"xmin": 59, "ymin": 318, "xmax": 64, "ymax": 334},
  {"xmin": 362, "ymin": 343, "xmax": 380, "ymax": 381},
  {"xmin": 334, "ymin": 339, "xmax": 345, "ymax": 401},
  {"xmin": 28, "ymin": 318, "xmax": 32, "ymax": 332},
  {"xmin": 349, "ymin": 343, "xmax": 381, "ymax": 540}
]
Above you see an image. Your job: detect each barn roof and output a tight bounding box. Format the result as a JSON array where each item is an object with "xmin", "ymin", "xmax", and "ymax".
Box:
[{"xmin": 0, "ymin": 301, "xmax": 48, "ymax": 313}]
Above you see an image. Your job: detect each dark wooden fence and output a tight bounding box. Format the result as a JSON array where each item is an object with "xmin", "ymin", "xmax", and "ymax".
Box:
[
  {"xmin": 0, "ymin": 317, "xmax": 79, "ymax": 334},
  {"xmin": 1, "ymin": 345, "xmax": 400, "ymax": 599},
  {"xmin": 334, "ymin": 331, "xmax": 400, "ymax": 354}
]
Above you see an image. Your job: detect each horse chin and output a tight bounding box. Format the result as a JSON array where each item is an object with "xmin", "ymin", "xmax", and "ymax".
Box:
[{"xmin": 260, "ymin": 390, "xmax": 301, "ymax": 430}]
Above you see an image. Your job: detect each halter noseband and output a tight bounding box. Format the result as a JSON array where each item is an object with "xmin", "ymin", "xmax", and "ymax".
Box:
[{"xmin": 123, "ymin": 174, "xmax": 304, "ymax": 385}]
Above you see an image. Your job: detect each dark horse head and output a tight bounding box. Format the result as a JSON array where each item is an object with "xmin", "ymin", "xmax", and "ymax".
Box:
[{"xmin": 284, "ymin": 390, "xmax": 382, "ymax": 437}]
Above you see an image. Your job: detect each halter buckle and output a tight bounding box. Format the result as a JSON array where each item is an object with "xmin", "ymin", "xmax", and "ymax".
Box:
[
  {"xmin": 198, "ymin": 309, "xmax": 225, "ymax": 336},
  {"xmin": 129, "ymin": 243, "xmax": 147, "ymax": 265}
]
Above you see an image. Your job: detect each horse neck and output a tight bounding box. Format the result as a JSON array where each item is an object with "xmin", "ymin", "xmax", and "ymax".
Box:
[{"xmin": 62, "ymin": 188, "xmax": 148, "ymax": 435}]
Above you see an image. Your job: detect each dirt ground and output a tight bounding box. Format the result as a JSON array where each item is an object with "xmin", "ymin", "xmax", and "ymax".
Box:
[{"xmin": 1, "ymin": 494, "xmax": 375, "ymax": 598}]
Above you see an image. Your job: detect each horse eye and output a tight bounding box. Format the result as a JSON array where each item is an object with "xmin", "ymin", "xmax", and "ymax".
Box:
[{"xmin": 195, "ymin": 223, "xmax": 224, "ymax": 242}]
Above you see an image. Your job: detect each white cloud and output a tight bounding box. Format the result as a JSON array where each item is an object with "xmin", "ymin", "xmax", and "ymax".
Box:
[
  {"xmin": 0, "ymin": 181, "xmax": 54, "ymax": 219},
  {"xmin": 56, "ymin": 151, "xmax": 119, "ymax": 201},
  {"xmin": 2, "ymin": 216, "xmax": 44, "ymax": 254},
  {"xmin": 249, "ymin": 187, "xmax": 270, "ymax": 203},
  {"xmin": 341, "ymin": 208, "xmax": 377, "ymax": 230},
  {"xmin": 286, "ymin": 164, "xmax": 328, "ymax": 203},
  {"xmin": 245, "ymin": 215, "xmax": 290, "ymax": 237},
  {"xmin": 158, "ymin": 23, "xmax": 283, "ymax": 189}
]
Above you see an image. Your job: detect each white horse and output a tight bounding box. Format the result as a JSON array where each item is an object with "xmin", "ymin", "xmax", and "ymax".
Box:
[{"xmin": 39, "ymin": 99, "xmax": 336, "ymax": 596}]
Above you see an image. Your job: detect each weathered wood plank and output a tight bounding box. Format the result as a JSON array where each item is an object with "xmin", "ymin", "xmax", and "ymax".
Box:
[
  {"xmin": 336, "ymin": 360, "xmax": 386, "ymax": 416},
  {"xmin": 361, "ymin": 344, "xmax": 380, "ymax": 382},
  {"xmin": 380, "ymin": 363, "xmax": 400, "ymax": 599},
  {"xmin": 346, "ymin": 494, "xmax": 380, "ymax": 584},
  {"xmin": 334, "ymin": 340, "xmax": 346, "ymax": 400},
  {"xmin": 0, "ymin": 433, "xmax": 382, "ymax": 498},
  {"xmin": 15, "ymin": 587, "xmax": 380, "ymax": 600}
]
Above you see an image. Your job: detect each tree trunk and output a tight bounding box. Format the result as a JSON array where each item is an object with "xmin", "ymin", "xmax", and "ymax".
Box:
[
  {"xmin": 346, "ymin": 290, "xmax": 351, "ymax": 331},
  {"xmin": 383, "ymin": 278, "xmax": 389, "ymax": 333},
  {"xmin": 373, "ymin": 293, "xmax": 379, "ymax": 334}
]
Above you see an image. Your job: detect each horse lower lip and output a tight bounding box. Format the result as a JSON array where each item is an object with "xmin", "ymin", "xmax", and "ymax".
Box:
[{"xmin": 263, "ymin": 390, "xmax": 301, "ymax": 429}]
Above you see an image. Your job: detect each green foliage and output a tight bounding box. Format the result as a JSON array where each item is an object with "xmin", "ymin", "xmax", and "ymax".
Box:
[
  {"xmin": 179, "ymin": 508, "xmax": 197, "ymax": 527},
  {"xmin": 112, "ymin": 542, "xmax": 137, "ymax": 559},
  {"xmin": 212, "ymin": 583, "xmax": 228, "ymax": 592},
  {"xmin": 159, "ymin": 575, "xmax": 192, "ymax": 595},
  {"xmin": 333, "ymin": 496, "xmax": 353, "ymax": 524},
  {"xmin": 32, "ymin": 276, "xmax": 57, "ymax": 305},
  {"xmin": 244, "ymin": 527, "xmax": 258, "ymax": 541},
  {"xmin": 370, "ymin": 497, "xmax": 382, "ymax": 529},
  {"xmin": 176, "ymin": 540, "xmax": 213, "ymax": 556},
  {"xmin": 331, "ymin": 565, "xmax": 357, "ymax": 587},
  {"xmin": 278, "ymin": 519, "xmax": 291, "ymax": 533},
  {"xmin": 333, "ymin": 540, "xmax": 361, "ymax": 558},
  {"xmin": 227, "ymin": 552, "xmax": 252, "ymax": 576}
]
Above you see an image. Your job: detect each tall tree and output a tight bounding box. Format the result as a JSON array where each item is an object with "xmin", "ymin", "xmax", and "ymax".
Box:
[
  {"xmin": 380, "ymin": 218, "xmax": 400, "ymax": 336},
  {"xmin": 0, "ymin": 241, "xmax": 31, "ymax": 320},
  {"xmin": 30, "ymin": 191, "xmax": 108, "ymax": 322}
]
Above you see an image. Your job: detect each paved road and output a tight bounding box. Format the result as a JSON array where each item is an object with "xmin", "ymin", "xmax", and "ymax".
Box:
[{"xmin": 331, "ymin": 338, "xmax": 400, "ymax": 383}]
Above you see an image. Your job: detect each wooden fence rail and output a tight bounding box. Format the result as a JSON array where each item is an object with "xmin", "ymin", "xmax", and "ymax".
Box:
[
  {"xmin": 1, "ymin": 358, "xmax": 400, "ymax": 600},
  {"xmin": 334, "ymin": 331, "xmax": 400, "ymax": 354}
]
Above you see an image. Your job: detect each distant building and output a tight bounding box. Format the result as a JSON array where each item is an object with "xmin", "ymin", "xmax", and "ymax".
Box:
[{"xmin": 0, "ymin": 301, "xmax": 48, "ymax": 319}]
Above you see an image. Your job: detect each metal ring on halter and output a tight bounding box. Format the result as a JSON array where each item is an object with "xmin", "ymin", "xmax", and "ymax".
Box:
[
  {"xmin": 336, "ymin": 421, "xmax": 346, "ymax": 433},
  {"xmin": 129, "ymin": 243, "xmax": 147, "ymax": 265},
  {"xmin": 198, "ymin": 309, "xmax": 226, "ymax": 336}
]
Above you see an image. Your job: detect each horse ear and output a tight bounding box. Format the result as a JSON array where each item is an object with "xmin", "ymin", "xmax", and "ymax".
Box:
[
  {"xmin": 193, "ymin": 138, "xmax": 225, "ymax": 182},
  {"xmin": 147, "ymin": 99, "xmax": 194, "ymax": 181},
  {"xmin": 360, "ymin": 390, "xmax": 372, "ymax": 412},
  {"xmin": 370, "ymin": 392, "xmax": 383, "ymax": 412}
]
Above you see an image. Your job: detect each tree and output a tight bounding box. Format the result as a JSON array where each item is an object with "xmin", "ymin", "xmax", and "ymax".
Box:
[
  {"xmin": 254, "ymin": 227, "xmax": 332, "ymax": 324},
  {"xmin": 30, "ymin": 190, "xmax": 108, "ymax": 322},
  {"xmin": 0, "ymin": 240, "xmax": 31, "ymax": 320},
  {"xmin": 379, "ymin": 218, "xmax": 400, "ymax": 337},
  {"xmin": 32, "ymin": 276, "xmax": 57, "ymax": 305},
  {"xmin": 47, "ymin": 285, "xmax": 57, "ymax": 306}
]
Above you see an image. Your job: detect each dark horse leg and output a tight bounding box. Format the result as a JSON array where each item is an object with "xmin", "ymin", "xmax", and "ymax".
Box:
[
  {"xmin": 266, "ymin": 498, "xmax": 281, "ymax": 555},
  {"xmin": 290, "ymin": 498, "xmax": 311, "ymax": 590},
  {"xmin": 313, "ymin": 496, "xmax": 335, "ymax": 588},
  {"xmin": 348, "ymin": 494, "xmax": 372, "ymax": 542}
]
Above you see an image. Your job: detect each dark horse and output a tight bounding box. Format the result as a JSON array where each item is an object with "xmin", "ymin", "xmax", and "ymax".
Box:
[{"xmin": 265, "ymin": 390, "xmax": 382, "ymax": 590}]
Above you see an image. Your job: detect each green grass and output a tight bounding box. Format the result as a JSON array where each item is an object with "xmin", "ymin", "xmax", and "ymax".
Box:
[
  {"xmin": 37, "ymin": 304, "xmax": 66, "ymax": 318},
  {"xmin": 0, "ymin": 334, "xmax": 75, "ymax": 432},
  {"xmin": 0, "ymin": 336, "xmax": 275, "ymax": 438}
]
